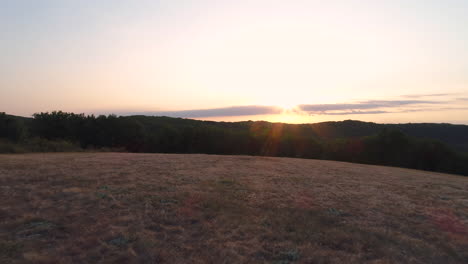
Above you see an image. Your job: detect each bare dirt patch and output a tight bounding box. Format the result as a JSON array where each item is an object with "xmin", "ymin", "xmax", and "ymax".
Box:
[{"xmin": 0, "ymin": 153, "xmax": 467, "ymax": 263}]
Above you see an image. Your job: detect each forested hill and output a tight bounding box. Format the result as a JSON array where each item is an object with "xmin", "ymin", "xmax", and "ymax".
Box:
[
  {"xmin": 1, "ymin": 111, "xmax": 468, "ymax": 176},
  {"xmin": 299, "ymin": 120, "xmax": 468, "ymax": 153},
  {"xmin": 129, "ymin": 116, "xmax": 468, "ymax": 153},
  {"xmin": 3, "ymin": 112, "xmax": 468, "ymax": 152}
]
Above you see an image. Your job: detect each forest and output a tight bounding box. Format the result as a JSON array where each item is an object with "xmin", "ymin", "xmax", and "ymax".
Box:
[{"xmin": 1, "ymin": 111, "xmax": 468, "ymax": 176}]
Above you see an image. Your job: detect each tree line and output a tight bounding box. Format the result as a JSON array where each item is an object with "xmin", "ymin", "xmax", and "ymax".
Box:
[{"xmin": 1, "ymin": 111, "xmax": 468, "ymax": 176}]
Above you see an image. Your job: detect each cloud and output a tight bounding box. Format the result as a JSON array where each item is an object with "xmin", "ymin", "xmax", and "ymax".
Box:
[
  {"xmin": 122, "ymin": 99, "xmax": 456, "ymax": 118},
  {"xmin": 317, "ymin": 110, "xmax": 390, "ymax": 115},
  {"xmin": 132, "ymin": 105, "xmax": 283, "ymax": 118},
  {"xmin": 298, "ymin": 100, "xmax": 441, "ymax": 113},
  {"xmin": 401, "ymin": 93, "xmax": 455, "ymax": 98}
]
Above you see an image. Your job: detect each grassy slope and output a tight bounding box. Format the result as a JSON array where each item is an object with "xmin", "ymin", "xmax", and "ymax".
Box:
[{"xmin": 0, "ymin": 153, "xmax": 467, "ymax": 263}]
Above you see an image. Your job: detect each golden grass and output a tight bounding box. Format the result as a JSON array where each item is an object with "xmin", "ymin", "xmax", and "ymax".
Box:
[{"xmin": 0, "ymin": 153, "xmax": 467, "ymax": 263}]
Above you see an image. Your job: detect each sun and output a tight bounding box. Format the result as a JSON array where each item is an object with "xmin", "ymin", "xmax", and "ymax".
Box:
[
  {"xmin": 277, "ymin": 103, "xmax": 298, "ymax": 112},
  {"xmin": 260, "ymin": 95, "xmax": 301, "ymax": 112}
]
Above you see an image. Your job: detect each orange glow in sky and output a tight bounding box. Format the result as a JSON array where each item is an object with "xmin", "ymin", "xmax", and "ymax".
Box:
[{"xmin": 1, "ymin": 1, "xmax": 468, "ymax": 123}]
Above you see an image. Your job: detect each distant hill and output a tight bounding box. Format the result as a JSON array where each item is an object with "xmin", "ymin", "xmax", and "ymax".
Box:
[
  {"xmin": 305, "ymin": 120, "xmax": 468, "ymax": 153},
  {"xmin": 4, "ymin": 113, "xmax": 468, "ymax": 153},
  {"xmin": 5, "ymin": 114, "xmax": 32, "ymax": 123},
  {"xmin": 2, "ymin": 112, "xmax": 468, "ymax": 176},
  {"xmin": 130, "ymin": 116, "xmax": 468, "ymax": 153},
  {"xmin": 391, "ymin": 123, "xmax": 468, "ymax": 153}
]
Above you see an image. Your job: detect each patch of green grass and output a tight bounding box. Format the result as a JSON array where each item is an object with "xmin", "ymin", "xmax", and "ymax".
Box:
[
  {"xmin": 0, "ymin": 240, "xmax": 23, "ymax": 258},
  {"xmin": 16, "ymin": 219, "xmax": 59, "ymax": 239},
  {"xmin": 96, "ymin": 185, "xmax": 112, "ymax": 199},
  {"xmin": 218, "ymin": 178, "xmax": 237, "ymax": 186},
  {"xmin": 197, "ymin": 179, "xmax": 251, "ymax": 215},
  {"xmin": 327, "ymin": 207, "xmax": 348, "ymax": 216},
  {"xmin": 96, "ymin": 192, "xmax": 108, "ymax": 199},
  {"xmin": 98, "ymin": 185, "xmax": 110, "ymax": 191},
  {"xmin": 275, "ymin": 249, "xmax": 300, "ymax": 263},
  {"xmin": 264, "ymin": 208, "xmax": 339, "ymax": 242},
  {"xmin": 261, "ymin": 207, "xmax": 445, "ymax": 262},
  {"xmin": 0, "ymin": 140, "xmax": 26, "ymax": 153},
  {"xmin": 108, "ymin": 234, "xmax": 137, "ymax": 248},
  {"xmin": 26, "ymin": 220, "xmax": 55, "ymax": 229},
  {"xmin": 219, "ymin": 179, "xmax": 250, "ymax": 193},
  {"xmin": 110, "ymin": 187, "xmax": 132, "ymax": 195},
  {"xmin": 159, "ymin": 198, "xmax": 179, "ymax": 205},
  {"xmin": 108, "ymin": 236, "xmax": 130, "ymax": 247}
]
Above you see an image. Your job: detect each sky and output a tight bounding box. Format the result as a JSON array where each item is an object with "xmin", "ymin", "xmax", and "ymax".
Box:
[{"xmin": 1, "ymin": 0, "xmax": 468, "ymax": 124}]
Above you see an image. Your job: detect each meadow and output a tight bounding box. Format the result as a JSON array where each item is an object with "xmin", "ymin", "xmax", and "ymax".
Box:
[{"xmin": 1, "ymin": 153, "xmax": 467, "ymax": 263}]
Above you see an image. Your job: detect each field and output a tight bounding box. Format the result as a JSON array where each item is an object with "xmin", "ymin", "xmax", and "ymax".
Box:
[{"xmin": 0, "ymin": 153, "xmax": 467, "ymax": 263}]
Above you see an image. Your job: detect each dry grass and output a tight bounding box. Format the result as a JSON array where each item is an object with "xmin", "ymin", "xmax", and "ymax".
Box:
[{"xmin": 0, "ymin": 153, "xmax": 467, "ymax": 263}]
